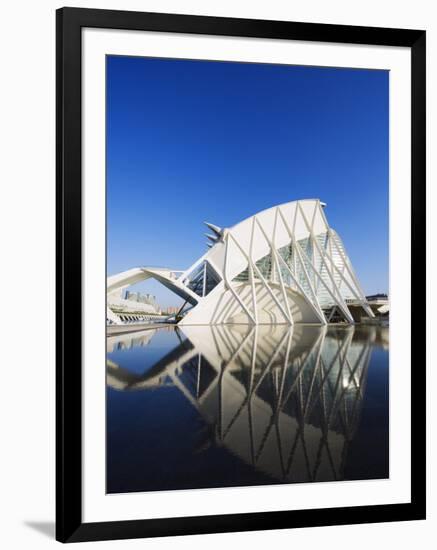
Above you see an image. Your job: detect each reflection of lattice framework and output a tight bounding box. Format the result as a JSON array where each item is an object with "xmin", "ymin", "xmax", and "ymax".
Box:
[
  {"xmin": 107, "ymin": 324, "xmax": 374, "ymax": 483},
  {"xmin": 198, "ymin": 326, "xmax": 372, "ymax": 482}
]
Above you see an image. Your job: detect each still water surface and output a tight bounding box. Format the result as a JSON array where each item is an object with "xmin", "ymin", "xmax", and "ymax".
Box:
[{"xmin": 107, "ymin": 324, "xmax": 389, "ymax": 493}]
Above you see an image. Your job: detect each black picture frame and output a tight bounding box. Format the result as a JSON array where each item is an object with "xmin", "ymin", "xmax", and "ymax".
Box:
[{"xmin": 56, "ymin": 7, "xmax": 426, "ymax": 543}]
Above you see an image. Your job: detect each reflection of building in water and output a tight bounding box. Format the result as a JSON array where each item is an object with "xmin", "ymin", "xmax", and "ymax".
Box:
[
  {"xmin": 107, "ymin": 325, "xmax": 378, "ymax": 483},
  {"xmin": 106, "ymin": 329, "xmax": 157, "ymax": 354}
]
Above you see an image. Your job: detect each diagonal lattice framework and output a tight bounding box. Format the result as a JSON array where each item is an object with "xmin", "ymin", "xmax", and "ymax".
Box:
[
  {"xmin": 107, "ymin": 199, "xmax": 374, "ymax": 325},
  {"xmin": 179, "ymin": 199, "xmax": 373, "ymax": 325},
  {"xmin": 106, "ymin": 324, "xmax": 375, "ymax": 483}
]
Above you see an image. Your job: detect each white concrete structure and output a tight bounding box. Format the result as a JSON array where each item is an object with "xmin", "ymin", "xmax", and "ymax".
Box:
[{"xmin": 107, "ymin": 199, "xmax": 374, "ymax": 325}]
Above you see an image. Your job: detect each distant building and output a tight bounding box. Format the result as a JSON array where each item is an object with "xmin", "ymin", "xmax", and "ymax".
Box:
[
  {"xmin": 124, "ymin": 291, "xmax": 159, "ymax": 310},
  {"xmin": 164, "ymin": 306, "xmax": 181, "ymax": 315},
  {"xmin": 107, "ymin": 288, "xmax": 162, "ymax": 325}
]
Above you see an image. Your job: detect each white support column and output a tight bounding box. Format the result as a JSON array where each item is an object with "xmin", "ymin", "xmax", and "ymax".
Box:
[
  {"xmin": 277, "ymin": 207, "xmax": 327, "ymax": 323},
  {"xmin": 223, "ymin": 233, "xmax": 257, "ymax": 324},
  {"xmin": 202, "ymin": 261, "xmax": 207, "ymax": 297},
  {"xmin": 328, "ymin": 229, "xmax": 375, "ymax": 318},
  {"xmin": 249, "ymin": 217, "xmax": 258, "ymax": 324},
  {"xmin": 230, "ymin": 232, "xmax": 292, "ymax": 325},
  {"xmin": 258, "ymin": 212, "xmax": 293, "ymax": 324},
  {"xmin": 296, "ymin": 202, "xmax": 354, "ymax": 323}
]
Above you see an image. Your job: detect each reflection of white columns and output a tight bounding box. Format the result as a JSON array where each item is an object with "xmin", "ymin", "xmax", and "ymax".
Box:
[{"xmin": 107, "ymin": 324, "xmax": 375, "ymax": 483}]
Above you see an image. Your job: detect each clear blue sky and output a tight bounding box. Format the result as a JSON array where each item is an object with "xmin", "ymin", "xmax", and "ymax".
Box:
[{"xmin": 107, "ymin": 55, "xmax": 389, "ymax": 308}]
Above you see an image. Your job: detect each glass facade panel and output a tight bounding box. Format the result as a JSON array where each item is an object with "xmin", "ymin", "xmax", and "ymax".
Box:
[
  {"xmin": 231, "ymin": 231, "xmax": 359, "ymax": 314},
  {"xmin": 186, "ymin": 261, "xmax": 221, "ymax": 297}
]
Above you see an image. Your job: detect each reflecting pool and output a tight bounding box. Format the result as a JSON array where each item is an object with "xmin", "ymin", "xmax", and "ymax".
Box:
[{"xmin": 106, "ymin": 324, "xmax": 389, "ymax": 493}]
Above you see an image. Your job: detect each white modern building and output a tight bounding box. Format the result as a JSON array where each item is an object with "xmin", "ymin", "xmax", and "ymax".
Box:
[{"xmin": 107, "ymin": 199, "xmax": 374, "ymax": 325}]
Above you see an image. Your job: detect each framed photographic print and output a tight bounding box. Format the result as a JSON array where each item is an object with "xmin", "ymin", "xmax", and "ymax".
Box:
[{"xmin": 56, "ymin": 7, "xmax": 426, "ymax": 543}]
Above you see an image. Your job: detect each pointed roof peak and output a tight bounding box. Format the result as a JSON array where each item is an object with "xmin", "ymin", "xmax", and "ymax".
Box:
[
  {"xmin": 204, "ymin": 222, "xmax": 223, "ymax": 236},
  {"xmin": 205, "ymin": 233, "xmax": 218, "ymax": 243}
]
